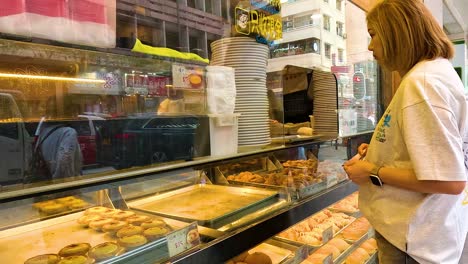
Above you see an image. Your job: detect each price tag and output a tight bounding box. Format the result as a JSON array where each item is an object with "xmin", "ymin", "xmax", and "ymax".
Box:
[
  {"xmin": 322, "ymin": 254, "xmax": 333, "ymax": 264},
  {"xmin": 322, "ymin": 226, "xmax": 334, "ymax": 243},
  {"xmin": 167, "ymin": 222, "xmax": 200, "ymax": 257},
  {"xmin": 325, "ymin": 175, "xmax": 338, "ymax": 188},
  {"xmin": 292, "ymin": 245, "xmax": 309, "ymax": 263},
  {"xmin": 367, "ymin": 228, "xmax": 375, "ymax": 238}
]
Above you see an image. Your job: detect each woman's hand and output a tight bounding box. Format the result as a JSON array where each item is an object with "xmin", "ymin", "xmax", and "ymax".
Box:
[
  {"xmin": 343, "ymin": 159, "xmax": 374, "ymax": 185},
  {"xmin": 358, "ymin": 143, "xmax": 369, "ymax": 158}
]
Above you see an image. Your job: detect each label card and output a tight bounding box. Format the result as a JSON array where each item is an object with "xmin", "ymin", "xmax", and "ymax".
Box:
[
  {"xmin": 322, "ymin": 254, "xmax": 333, "ymax": 264},
  {"xmin": 167, "ymin": 222, "xmax": 200, "ymax": 257},
  {"xmin": 326, "ymin": 175, "xmax": 338, "ymax": 188},
  {"xmin": 322, "ymin": 226, "xmax": 334, "ymax": 243},
  {"xmin": 292, "ymin": 245, "xmax": 309, "ymax": 263}
]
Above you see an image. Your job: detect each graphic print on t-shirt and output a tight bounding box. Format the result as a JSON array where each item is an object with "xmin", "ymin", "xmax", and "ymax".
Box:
[
  {"xmin": 375, "ymin": 110, "xmax": 391, "ymax": 143},
  {"xmin": 463, "ymin": 188, "xmax": 468, "ymax": 206}
]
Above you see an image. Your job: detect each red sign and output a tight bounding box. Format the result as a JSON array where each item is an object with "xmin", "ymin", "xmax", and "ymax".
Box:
[{"xmin": 148, "ymin": 76, "xmax": 170, "ymax": 96}]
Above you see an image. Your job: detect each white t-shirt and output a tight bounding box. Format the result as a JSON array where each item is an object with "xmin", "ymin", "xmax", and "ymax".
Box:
[{"xmin": 360, "ymin": 58, "xmax": 468, "ymax": 264}]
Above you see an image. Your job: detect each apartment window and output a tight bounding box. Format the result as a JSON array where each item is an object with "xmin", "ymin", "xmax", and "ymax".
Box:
[
  {"xmin": 283, "ymin": 19, "xmax": 293, "ymax": 31},
  {"xmin": 338, "ymin": 48, "xmax": 344, "ymax": 62},
  {"xmin": 336, "ymin": 0, "xmax": 343, "ymax": 11},
  {"xmin": 336, "ymin": 22, "xmax": 344, "ymax": 37},
  {"xmin": 323, "ymin": 15, "xmax": 331, "ymax": 31},
  {"xmin": 294, "ymin": 15, "xmax": 315, "ymax": 28},
  {"xmin": 325, "ymin": 43, "xmax": 331, "ymax": 59}
]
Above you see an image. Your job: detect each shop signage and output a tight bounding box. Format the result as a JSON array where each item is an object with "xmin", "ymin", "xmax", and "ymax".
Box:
[
  {"xmin": 234, "ymin": 0, "xmax": 282, "ymax": 46},
  {"xmin": 172, "ymin": 64, "xmax": 204, "ymax": 90},
  {"xmin": 125, "ymin": 73, "xmax": 149, "ymax": 96},
  {"xmin": 69, "ymin": 71, "xmax": 122, "ymax": 95},
  {"xmin": 166, "ymin": 222, "xmax": 200, "ymax": 257},
  {"xmin": 147, "ymin": 75, "xmax": 170, "ymax": 96}
]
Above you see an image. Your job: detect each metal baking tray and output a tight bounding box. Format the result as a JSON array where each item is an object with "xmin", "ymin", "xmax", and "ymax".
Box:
[
  {"xmin": 0, "ymin": 210, "xmax": 188, "ymax": 264},
  {"xmin": 129, "ymin": 184, "xmax": 279, "ymax": 228},
  {"xmin": 275, "ymin": 215, "xmax": 356, "ymax": 249}
]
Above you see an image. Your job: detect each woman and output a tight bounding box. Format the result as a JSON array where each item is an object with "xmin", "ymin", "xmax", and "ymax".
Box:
[{"xmin": 343, "ymin": 1, "xmax": 468, "ymax": 263}]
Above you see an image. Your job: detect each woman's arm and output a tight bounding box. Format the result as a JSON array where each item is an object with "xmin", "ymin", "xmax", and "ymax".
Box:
[{"xmin": 343, "ymin": 160, "xmax": 466, "ymax": 194}]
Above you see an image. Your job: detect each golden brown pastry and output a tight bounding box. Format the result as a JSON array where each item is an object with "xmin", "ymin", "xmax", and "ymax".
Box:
[
  {"xmin": 112, "ymin": 210, "xmax": 136, "ymax": 220},
  {"xmin": 77, "ymin": 215, "xmax": 103, "ymax": 227},
  {"xmin": 89, "ymin": 218, "xmax": 115, "ymax": 231},
  {"xmin": 126, "ymin": 215, "xmax": 151, "ymax": 226},
  {"xmin": 40, "ymin": 203, "xmax": 67, "ymax": 215},
  {"xmin": 55, "ymin": 196, "xmax": 77, "ymax": 204},
  {"xmin": 57, "ymin": 256, "xmax": 93, "ymax": 264},
  {"xmin": 89, "ymin": 242, "xmax": 122, "ymax": 261},
  {"xmin": 24, "ymin": 254, "xmax": 60, "ymax": 264},
  {"xmin": 118, "ymin": 235, "xmax": 148, "ymax": 248},
  {"xmin": 84, "ymin": 206, "xmax": 112, "ymax": 216},
  {"xmin": 116, "ymin": 225, "xmax": 144, "ymax": 238},
  {"xmin": 143, "ymin": 226, "xmax": 169, "ymax": 241},
  {"xmin": 58, "ymin": 243, "xmax": 91, "ymax": 257},
  {"xmin": 67, "ymin": 200, "xmax": 89, "ymax": 210},
  {"xmin": 140, "ymin": 219, "xmax": 167, "ymax": 229},
  {"xmin": 33, "ymin": 201, "xmax": 57, "ymax": 210},
  {"xmin": 102, "ymin": 220, "xmax": 128, "ymax": 235},
  {"xmin": 232, "ymin": 251, "xmax": 249, "ymax": 262},
  {"xmin": 244, "ymin": 252, "xmax": 272, "ymax": 264}
]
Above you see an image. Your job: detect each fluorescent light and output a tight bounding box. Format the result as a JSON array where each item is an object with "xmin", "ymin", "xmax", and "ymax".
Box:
[{"xmin": 0, "ymin": 73, "xmax": 106, "ymax": 83}]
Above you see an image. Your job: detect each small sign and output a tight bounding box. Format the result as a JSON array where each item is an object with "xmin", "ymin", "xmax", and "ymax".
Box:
[
  {"xmin": 322, "ymin": 254, "xmax": 333, "ymax": 264},
  {"xmin": 326, "ymin": 175, "xmax": 338, "ymax": 188},
  {"xmin": 172, "ymin": 64, "xmax": 204, "ymax": 90},
  {"xmin": 322, "ymin": 226, "xmax": 334, "ymax": 243},
  {"xmin": 292, "ymin": 245, "xmax": 309, "ymax": 263},
  {"xmin": 367, "ymin": 228, "xmax": 375, "ymax": 238},
  {"xmin": 167, "ymin": 222, "xmax": 200, "ymax": 257}
]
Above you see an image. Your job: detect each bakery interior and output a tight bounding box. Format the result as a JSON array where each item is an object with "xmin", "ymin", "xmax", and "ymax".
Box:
[{"xmin": 0, "ymin": 0, "xmax": 466, "ymax": 264}]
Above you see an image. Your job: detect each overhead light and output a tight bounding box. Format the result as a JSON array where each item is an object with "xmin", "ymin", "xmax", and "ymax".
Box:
[{"xmin": 0, "ymin": 73, "xmax": 105, "ymax": 83}]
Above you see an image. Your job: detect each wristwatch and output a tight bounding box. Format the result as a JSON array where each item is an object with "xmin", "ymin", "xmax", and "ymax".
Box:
[{"xmin": 369, "ymin": 165, "xmax": 383, "ymax": 186}]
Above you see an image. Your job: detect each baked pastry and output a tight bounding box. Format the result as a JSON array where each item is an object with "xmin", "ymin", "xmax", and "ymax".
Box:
[
  {"xmin": 118, "ymin": 234, "xmax": 148, "ymax": 248},
  {"xmin": 315, "ymin": 244, "xmax": 340, "ymax": 259},
  {"xmin": 84, "ymin": 206, "xmax": 112, "ymax": 216},
  {"xmin": 102, "ymin": 220, "xmax": 128, "ymax": 235},
  {"xmin": 24, "ymin": 254, "xmax": 60, "ymax": 264},
  {"xmin": 58, "ymin": 243, "xmax": 91, "ymax": 257},
  {"xmin": 67, "ymin": 200, "xmax": 89, "ymax": 210},
  {"xmin": 40, "ymin": 203, "xmax": 67, "ymax": 215},
  {"xmin": 33, "ymin": 200, "xmax": 57, "ymax": 210},
  {"xmin": 77, "ymin": 215, "xmax": 103, "ymax": 227},
  {"xmin": 140, "ymin": 219, "xmax": 167, "ymax": 229},
  {"xmin": 89, "ymin": 242, "xmax": 122, "ymax": 261},
  {"xmin": 55, "ymin": 196, "xmax": 77, "ymax": 204},
  {"xmin": 126, "ymin": 215, "xmax": 151, "ymax": 226},
  {"xmin": 89, "ymin": 218, "xmax": 115, "ymax": 231},
  {"xmin": 112, "ymin": 210, "xmax": 136, "ymax": 220},
  {"xmin": 116, "ymin": 225, "xmax": 143, "ymax": 238},
  {"xmin": 57, "ymin": 256, "xmax": 93, "ymax": 264},
  {"xmin": 143, "ymin": 226, "xmax": 168, "ymax": 241},
  {"xmin": 244, "ymin": 252, "xmax": 272, "ymax": 264},
  {"xmin": 327, "ymin": 238, "xmax": 349, "ymax": 252}
]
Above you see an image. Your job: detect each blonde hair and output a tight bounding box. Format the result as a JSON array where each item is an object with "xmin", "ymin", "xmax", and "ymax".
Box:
[{"xmin": 367, "ymin": 0, "xmax": 454, "ymax": 72}]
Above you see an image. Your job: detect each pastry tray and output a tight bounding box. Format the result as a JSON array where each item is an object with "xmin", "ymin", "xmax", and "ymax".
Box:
[
  {"xmin": 334, "ymin": 230, "xmax": 373, "ymax": 264},
  {"xmin": 0, "ymin": 210, "xmax": 189, "ymax": 264},
  {"xmin": 271, "ymin": 134, "xmax": 323, "ymax": 144},
  {"xmin": 228, "ymin": 179, "xmax": 326, "ymax": 200},
  {"xmin": 129, "ymin": 184, "xmax": 279, "ymax": 228},
  {"xmin": 275, "ymin": 217, "xmax": 355, "ymax": 249}
]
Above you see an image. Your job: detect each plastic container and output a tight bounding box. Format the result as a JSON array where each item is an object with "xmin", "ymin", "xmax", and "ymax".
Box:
[{"xmin": 208, "ymin": 114, "xmax": 240, "ymax": 156}]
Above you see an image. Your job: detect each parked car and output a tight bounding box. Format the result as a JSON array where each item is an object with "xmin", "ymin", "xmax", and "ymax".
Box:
[
  {"xmin": 96, "ymin": 115, "xmax": 201, "ymax": 169},
  {"xmin": 0, "ymin": 92, "xmax": 32, "ymax": 186}
]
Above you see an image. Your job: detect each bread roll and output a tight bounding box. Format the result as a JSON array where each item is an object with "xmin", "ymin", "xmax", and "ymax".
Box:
[{"xmin": 297, "ymin": 127, "xmax": 313, "ymax": 136}]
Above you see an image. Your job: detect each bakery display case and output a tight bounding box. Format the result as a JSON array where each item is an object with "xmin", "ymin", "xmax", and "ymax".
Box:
[{"xmin": 0, "ymin": 139, "xmax": 368, "ymax": 264}]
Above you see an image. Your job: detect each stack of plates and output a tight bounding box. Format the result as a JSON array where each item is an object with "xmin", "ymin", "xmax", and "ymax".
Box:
[
  {"xmin": 210, "ymin": 37, "xmax": 271, "ymax": 146},
  {"xmin": 311, "ymin": 71, "xmax": 339, "ymax": 135}
]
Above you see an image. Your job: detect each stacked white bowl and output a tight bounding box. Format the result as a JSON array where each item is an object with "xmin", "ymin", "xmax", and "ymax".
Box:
[{"xmin": 210, "ymin": 37, "xmax": 271, "ymax": 147}]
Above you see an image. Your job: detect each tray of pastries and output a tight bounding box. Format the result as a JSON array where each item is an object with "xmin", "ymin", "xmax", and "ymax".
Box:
[
  {"xmin": 300, "ymin": 237, "xmax": 352, "ymax": 264},
  {"xmin": 0, "ymin": 206, "xmax": 188, "ymax": 264},
  {"xmin": 129, "ymin": 184, "xmax": 279, "ymax": 228},
  {"xmin": 328, "ymin": 192, "xmax": 360, "ymax": 217},
  {"xmin": 342, "ymin": 238, "xmax": 378, "ymax": 264},
  {"xmin": 276, "ymin": 209, "xmax": 355, "ymax": 248},
  {"xmin": 226, "ymin": 241, "xmax": 294, "ymax": 264}
]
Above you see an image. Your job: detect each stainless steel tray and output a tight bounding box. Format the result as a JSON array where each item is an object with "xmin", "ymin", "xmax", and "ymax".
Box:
[
  {"xmin": 129, "ymin": 184, "xmax": 279, "ymax": 228},
  {"xmin": 0, "ymin": 210, "xmax": 188, "ymax": 264}
]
